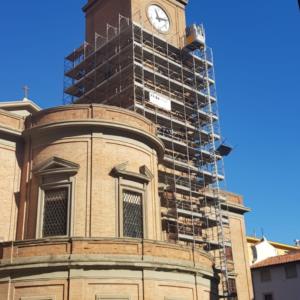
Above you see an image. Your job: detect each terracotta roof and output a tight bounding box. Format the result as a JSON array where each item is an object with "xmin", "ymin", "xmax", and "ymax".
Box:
[{"xmin": 251, "ymin": 250, "xmax": 300, "ymax": 269}]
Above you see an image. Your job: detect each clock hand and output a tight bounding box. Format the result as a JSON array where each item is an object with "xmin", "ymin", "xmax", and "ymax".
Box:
[
  {"xmin": 155, "ymin": 9, "xmax": 168, "ymax": 22},
  {"xmin": 156, "ymin": 16, "xmax": 168, "ymax": 22},
  {"xmin": 155, "ymin": 9, "xmax": 160, "ymax": 20},
  {"xmin": 159, "ymin": 17, "xmax": 168, "ymax": 22}
]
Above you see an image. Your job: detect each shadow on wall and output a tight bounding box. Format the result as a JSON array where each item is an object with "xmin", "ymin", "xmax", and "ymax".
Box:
[
  {"xmin": 15, "ymin": 140, "xmax": 24, "ymax": 169},
  {"xmin": 252, "ymin": 245, "xmax": 257, "ymax": 264},
  {"xmin": 14, "ymin": 192, "xmax": 20, "ymax": 215},
  {"xmin": 208, "ymin": 268, "xmax": 219, "ymax": 300}
]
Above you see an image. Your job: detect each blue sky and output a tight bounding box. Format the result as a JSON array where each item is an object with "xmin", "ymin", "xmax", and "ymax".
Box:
[{"xmin": 0, "ymin": 1, "xmax": 299, "ymax": 244}]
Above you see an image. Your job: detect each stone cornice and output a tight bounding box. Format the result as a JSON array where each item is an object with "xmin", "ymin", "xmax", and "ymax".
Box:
[
  {"xmin": 0, "ymin": 99, "xmax": 41, "ymax": 115},
  {"xmin": 111, "ymin": 162, "xmax": 154, "ymax": 183},
  {"xmin": 0, "ymin": 109, "xmax": 24, "ymax": 139},
  {"xmin": 0, "ymin": 125, "xmax": 22, "ymax": 139},
  {"xmin": 28, "ymin": 104, "xmax": 156, "ymax": 131},
  {"xmin": 222, "ymin": 202, "xmax": 251, "ymax": 215},
  {"xmin": 0, "ymin": 238, "xmax": 214, "ymax": 277},
  {"xmin": 23, "ymin": 120, "xmax": 165, "ymax": 161}
]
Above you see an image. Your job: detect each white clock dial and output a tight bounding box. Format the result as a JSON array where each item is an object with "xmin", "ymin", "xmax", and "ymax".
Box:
[{"xmin": 147, "ymin": 5, "xmax": 170, "ymax": 33}]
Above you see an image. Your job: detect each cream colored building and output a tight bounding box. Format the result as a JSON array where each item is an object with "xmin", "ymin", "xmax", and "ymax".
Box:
[{"xmin": 247, "ymin": 236, "xmax": 300, "ymax": 265}]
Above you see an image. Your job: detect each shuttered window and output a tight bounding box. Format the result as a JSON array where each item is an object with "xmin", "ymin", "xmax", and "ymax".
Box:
[
  {"xmin": 43, "ymin": 187, "xmax": 69, "ymax": 237},
  {"xmin": 123, "ymin": 190, "xmax": 143, "ymax": 238}
]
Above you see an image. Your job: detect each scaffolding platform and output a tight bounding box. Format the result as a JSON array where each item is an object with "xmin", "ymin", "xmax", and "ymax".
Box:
[{"xmin": 63, "ymin": 14, "xmax": 235, "ymax": 298}]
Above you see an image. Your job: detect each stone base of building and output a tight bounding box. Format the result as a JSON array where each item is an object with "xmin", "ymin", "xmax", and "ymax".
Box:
[{"xmin": 0, "ymin": 238, "xmax": 218, "ymax": 300}]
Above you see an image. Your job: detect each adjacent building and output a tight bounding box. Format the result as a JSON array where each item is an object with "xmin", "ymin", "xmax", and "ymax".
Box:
[
  {"xmin": 247, "ymin": 237, "xmax": 300, "ymax": 299},
  {"xmin": 247, "ymin": 236, "xmax": 300, "ymax": 265},
  {"xmin": 251, "ymin": 250, "xmax": 300, "ymax": 300}
]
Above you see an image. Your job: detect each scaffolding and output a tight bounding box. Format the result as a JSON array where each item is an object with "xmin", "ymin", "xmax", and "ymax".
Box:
[{"xmin": 64, "ymin": 13, "xmax": 237, "ymax": 299}]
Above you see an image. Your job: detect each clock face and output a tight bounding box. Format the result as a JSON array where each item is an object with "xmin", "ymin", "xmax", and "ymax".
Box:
[{"xmin": 147, "ymin": 5, "xmax": 170, "ymax": 33}]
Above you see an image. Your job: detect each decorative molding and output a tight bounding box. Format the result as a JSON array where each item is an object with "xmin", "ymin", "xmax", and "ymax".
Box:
[
  {"xmin": 23, "ymin": 120, "xmax": 165, "ymax": 161},
  {"xmin": 139, "ymin": 165, "xmax": 154, "ymax": 180},
  {"xmin": 33, "ymin": 156, "xmax": 80, "ymax": 176},
  {"xmin": 0, "ymin": 124, "xmax": 22, "ymax": 138},
  {"xmin": 114, "ymin": 161, "xmax": 129, "ymax": 172},
  {"xmin": 0, "ymin": 99, "xmax": 41, "ymax": 113},
  {"xmin": 0, "ymin": 238, "xmax": 215, "ymax": 278},
  {"xmin": 111, "ymin": 162, "xmax": 152, "ymax": 183},
  {"xmin": 222, "ymin": 202, "xmax": 251, "ymax": 215}
]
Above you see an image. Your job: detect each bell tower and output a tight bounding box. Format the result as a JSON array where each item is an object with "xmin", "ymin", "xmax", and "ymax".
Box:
[
  {"xmin": 83, "ymin": 0, "xmax": 188, "ymax": 47},
  {"xmin": 64, "ymin": 1, "xmax": 239, "ymax": 298}
]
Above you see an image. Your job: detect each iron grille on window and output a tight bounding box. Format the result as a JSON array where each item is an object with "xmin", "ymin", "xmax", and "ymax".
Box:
[
  {"xmin": 43, "ymin": 187, "xmax": 69, "ymax": 237},
  {"xmin": 123, "ymin": 190, "xmax": 143, "ymax": 238}
]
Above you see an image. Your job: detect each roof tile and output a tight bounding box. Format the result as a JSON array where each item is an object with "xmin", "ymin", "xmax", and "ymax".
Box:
[{"xmin": 251, "ymin": 250, "xmax": 300, "ymax": 269}]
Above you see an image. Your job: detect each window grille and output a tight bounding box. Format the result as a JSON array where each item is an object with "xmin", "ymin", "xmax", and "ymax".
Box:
[
  {"xmin": 123, "ymin": 190, "xmax": 143, "ymax": 238},
  {"xmin": 43, "ymin": 187, "xmax": 69, "ymax": 237}
]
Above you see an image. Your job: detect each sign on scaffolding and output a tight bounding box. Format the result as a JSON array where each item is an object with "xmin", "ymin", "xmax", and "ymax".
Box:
[{"xmin": 149, "ymin": 92, "xmax": 171, "ymax": 111}]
